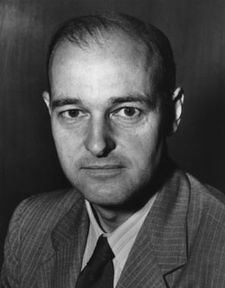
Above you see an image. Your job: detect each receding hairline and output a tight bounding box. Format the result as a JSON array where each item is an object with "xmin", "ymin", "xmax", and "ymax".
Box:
[
  {"xmin": 47, "ymin": 14, "xmax": 152, "ymax": 66},
  {"xmin": 49, "ymin": 29, "xmax": 155, "ymax": 73},
  {"xmin": 48, "ymin": 28, "xmax": 163, "ymax": 96},
  {"xmin": 47, "ymin": 13, "xmax": 176, "ymax": 97}
]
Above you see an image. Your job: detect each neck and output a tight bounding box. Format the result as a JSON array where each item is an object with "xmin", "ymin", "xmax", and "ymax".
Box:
[{"xmin": 92, "ymin": 203, "xmax": 134, "ymax": 233}]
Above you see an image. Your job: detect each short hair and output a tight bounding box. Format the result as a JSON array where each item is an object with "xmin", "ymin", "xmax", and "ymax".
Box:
[{"xmin": 47, "ymin": 13, "xmax": 176, "ymax": 99}]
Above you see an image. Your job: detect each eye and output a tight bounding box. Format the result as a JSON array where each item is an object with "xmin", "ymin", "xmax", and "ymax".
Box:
[
  {"xmin": 60, "ymin": 109, "xmax": 86, "ymax": 120},
  {"xmin": 122, "ymin": 107, "xmax": 139, "ymax": 117},
  {"xmin": 113, "ymin": 107, "xmax": 142, "ymax": 119}
]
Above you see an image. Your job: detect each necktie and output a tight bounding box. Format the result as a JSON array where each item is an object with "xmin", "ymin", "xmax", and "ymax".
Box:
[{"xmin": 76, "ymin": 235, "xmax": 115, "ymax": 288}]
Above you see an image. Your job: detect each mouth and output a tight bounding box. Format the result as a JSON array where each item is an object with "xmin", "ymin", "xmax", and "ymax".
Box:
[
  {"xmin": 80, "ymin": 164, "xmax": 125, "ymax": 178},
  {"xmin": 82, "ymin": 164, "xmax": 124, "ymax": 169}
]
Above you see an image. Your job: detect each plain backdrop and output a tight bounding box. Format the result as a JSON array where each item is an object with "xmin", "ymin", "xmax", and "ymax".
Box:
[{"xmin": 1, "ymin": 0, "xmax": 225, "ymax": 265}]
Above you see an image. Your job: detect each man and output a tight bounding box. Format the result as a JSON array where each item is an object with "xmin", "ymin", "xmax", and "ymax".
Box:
[{"xmin": 1, "ymin": 13, "xmax": 225, "ymax": 288}]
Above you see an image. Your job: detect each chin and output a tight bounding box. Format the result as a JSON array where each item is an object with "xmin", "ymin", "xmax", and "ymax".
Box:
[{"xmin": 78, "ymin": 183, "xmax": 133, "ymax": 206}]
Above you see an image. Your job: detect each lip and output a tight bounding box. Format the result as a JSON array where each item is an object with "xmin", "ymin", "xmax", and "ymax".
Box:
[
  {"xmin": 80, "ymin": 164, "xmax": 124, "ymax": 178},
  {"xmin": 82, "ymin": 164, "xmax": 124, "ymax": 169}
]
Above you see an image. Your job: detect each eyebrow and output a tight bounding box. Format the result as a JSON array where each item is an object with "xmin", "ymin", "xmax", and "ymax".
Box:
[
  {"xmin": 51, "ymin": 98, "xmax": 82, "ymax": 109},
  {"xmin": 51, "ymin": 93, "xmax": 156, "ymax": 110},
  {"xmin": 110, "ymin": 94, "xmax": 155, "ymax": 107}
]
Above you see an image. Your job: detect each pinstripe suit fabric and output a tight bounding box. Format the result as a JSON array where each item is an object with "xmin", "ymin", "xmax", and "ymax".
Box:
[{"xmin": 1, "ymin": 168, "xmax": 225, "ymax": 287}]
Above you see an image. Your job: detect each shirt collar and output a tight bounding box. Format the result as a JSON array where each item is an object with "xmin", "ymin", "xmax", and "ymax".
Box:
[{"xmin": 85, "ymin": 192, "xmax": 157, "ymax": 253}]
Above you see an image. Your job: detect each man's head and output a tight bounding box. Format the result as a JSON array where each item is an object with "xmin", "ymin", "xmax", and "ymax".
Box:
[{"xmin": 43, "ymin": 13, "xmax": 183, "ymax": 212}]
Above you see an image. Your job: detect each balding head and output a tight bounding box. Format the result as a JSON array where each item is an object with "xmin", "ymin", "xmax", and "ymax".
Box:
[{"xmin": 47, "ymin": 13, "xmax": 176, "ymax": 101}]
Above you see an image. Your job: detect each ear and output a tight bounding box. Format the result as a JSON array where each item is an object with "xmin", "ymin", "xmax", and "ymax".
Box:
[
  {"xmin": 171, "ymin": 87, "xmax": 184, "ymax": 134},
  {"xmin": 42, "ymin": 91, "xmax": 51, "ymax": 115}
]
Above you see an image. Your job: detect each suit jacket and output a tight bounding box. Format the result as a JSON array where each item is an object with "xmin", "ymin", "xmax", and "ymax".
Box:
[{"xmin": 2, "ymin": 167, "xmax": 225, "ymax": 288}]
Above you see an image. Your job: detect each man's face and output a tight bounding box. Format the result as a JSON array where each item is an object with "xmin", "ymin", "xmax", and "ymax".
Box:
[{"xmin": 44, "ymin": 36, "xmax": 166, "ymax": 209}]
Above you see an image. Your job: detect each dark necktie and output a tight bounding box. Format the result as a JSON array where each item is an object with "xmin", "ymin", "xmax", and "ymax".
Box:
[{"xmin": 76, "ymin": 235, "xmax": 115, "ymax": 288}]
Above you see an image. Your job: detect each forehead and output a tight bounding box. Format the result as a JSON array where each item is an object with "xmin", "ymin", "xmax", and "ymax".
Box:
[
  {"xmin": 51, "ymin": 32, "xmax": 153, "ymax": 71},
  {"xmin": 50, "ymin": 34, "xmax": 158, "ymax": 100}
]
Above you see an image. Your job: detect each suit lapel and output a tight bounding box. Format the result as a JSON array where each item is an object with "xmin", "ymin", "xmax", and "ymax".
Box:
[
  {"xmin": 116, "ymin": 231, "xmax": 167, "ymax": 288},
  {"xmin": 117, "ymin": 169, "xmax": 190, "ymax": 288},
  {"xmin": 37, "ymin": 192, "xmax": 89, "ymax": 288}
]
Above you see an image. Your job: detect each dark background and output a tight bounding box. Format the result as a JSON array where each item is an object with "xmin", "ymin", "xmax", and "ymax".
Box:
[{"xmin": 1, "ymin": 0, "xmax": 225, "ymax": 265}]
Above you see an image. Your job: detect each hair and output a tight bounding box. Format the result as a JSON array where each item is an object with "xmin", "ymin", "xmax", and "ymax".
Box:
[{"xmin": 47, "ymin": 13, "xmax": 176, "ymax": 100}]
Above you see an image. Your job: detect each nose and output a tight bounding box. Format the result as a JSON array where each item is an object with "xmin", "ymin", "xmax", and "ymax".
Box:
[{"xmin": 84, "ymin": 116, "xmax": 116, "ymax": 157}]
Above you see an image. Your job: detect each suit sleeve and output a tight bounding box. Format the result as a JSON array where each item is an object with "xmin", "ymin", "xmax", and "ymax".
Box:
[{"xmin": 0, "ymin": 199, "xmax": 28, "ymax": 288}]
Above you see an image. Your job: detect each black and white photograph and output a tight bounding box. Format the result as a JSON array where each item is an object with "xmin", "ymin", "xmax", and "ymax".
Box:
[{"xmin": 1, "ymin": 1, "xmax": 225, "ymax": 287}]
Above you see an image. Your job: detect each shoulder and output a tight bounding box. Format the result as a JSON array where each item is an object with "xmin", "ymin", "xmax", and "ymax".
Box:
[
  {"xmin": 10, "ymin": 188, "xmax": 83, "ymax": 233},
  {"xmin": 185, "ymin": 173, "xmax": 225, "ymax": 244},
  {"xmin": 4, "ymin": 188, "xmax": 84, "ymax": 250},
  {"xmin": 187, "ymin": 173, "xmax": 225, "ymax": 218},
  {"xmin": 1, "ymin": 188, "xmax": 85, "ymax": 286}
]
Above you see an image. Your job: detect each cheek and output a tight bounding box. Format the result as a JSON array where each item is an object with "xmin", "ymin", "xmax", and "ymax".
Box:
[
  {"xmin": 119, "ymin": 120, "xmax": 161, "ymax": 150},
  {"xmin": 51, "ymin": 123, "xmax": 82, "ymax": 162},
  {"xmin": 117, "ymin": 122, "xmax": 163, "ymax": 168}
]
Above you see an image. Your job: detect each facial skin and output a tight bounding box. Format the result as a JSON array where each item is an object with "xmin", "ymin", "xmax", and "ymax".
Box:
[{"xmin": 43, "ymin": 34, "xmax": 182, "ymax": 231}]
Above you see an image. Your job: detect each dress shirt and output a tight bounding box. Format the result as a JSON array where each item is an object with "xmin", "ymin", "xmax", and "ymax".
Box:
[{"xmin": 82, "ymin": 193, "xmax": 157, "ymax": 287}]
